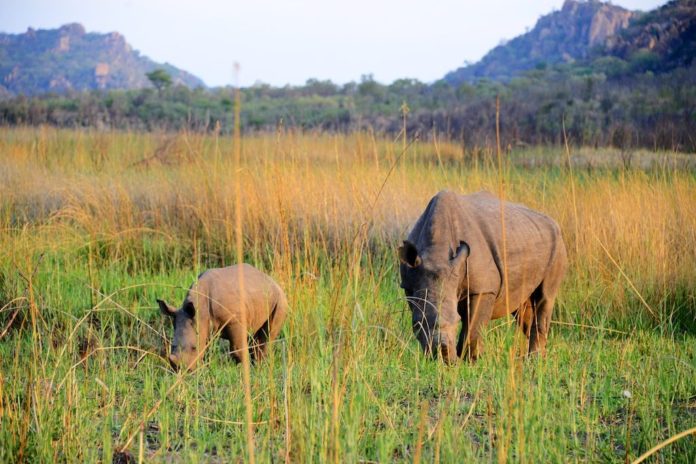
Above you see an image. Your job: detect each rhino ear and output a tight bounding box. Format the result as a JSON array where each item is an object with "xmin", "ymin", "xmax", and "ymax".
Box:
[
  {"xmin": 450, "ymin": 241, "xmax": 470, "ymax": 267},
  {"xmin": 399, "ymin": 240, "xmax": 422, "ymax": 268},
  {"xmin": 182, "ymin": 300, "xmax": 196, "ymax": 318},
  {"xmin": 157, "ymin": 299, "xmax": 176, "ymax": 317}
]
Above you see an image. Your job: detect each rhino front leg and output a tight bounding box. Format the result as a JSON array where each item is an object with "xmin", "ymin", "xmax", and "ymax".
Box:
[
  {"xmin": 456, "ymin": 299, "xmax": 470, "ymax": 358},
  {"xmin": 459, "ymin": 293, "xmax": 495, "ymax": 361}
]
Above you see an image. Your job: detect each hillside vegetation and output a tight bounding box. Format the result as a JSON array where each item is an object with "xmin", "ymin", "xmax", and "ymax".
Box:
[{"xmin": 2, "ymin": 62, "xmax": 694, "ymax": 151}]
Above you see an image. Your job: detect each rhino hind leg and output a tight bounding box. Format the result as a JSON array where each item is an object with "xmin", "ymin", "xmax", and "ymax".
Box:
[
  {"xmin": 250, "ymin": 321, "xmax": 269, "ymax": 362},
  {"xmin": 528, "ymin": 284, "xmax": 559, "ymax": 356},
  {"xmin": 250, "ymin": 300, "xmax": 288, "ymax": 362},
  {"xmin": 514, "ymin": 298, "xmax": 534, "ymax": 339},
  {"xmin": 528, "ymin": 243, "xmax": 567, "ymax": 356}
]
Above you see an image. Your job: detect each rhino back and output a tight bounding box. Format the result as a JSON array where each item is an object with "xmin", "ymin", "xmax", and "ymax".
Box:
[
  {"xmin": 459, "ymin": 192, "xmax": 565, "ymax": 313},
  {"xmin": 195, "ymin": 264, "xmax": 282, "ymax": 332},
  {"xmin": 410, "ymin": 191, "xmax": 565, "ymax": 308}
]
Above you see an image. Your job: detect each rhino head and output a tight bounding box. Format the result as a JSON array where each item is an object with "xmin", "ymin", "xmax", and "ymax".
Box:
[
  {"xmin": 157, "ymin": 299, "xmax": 206, "ymax": 371},
  {"xmin": 398, "ymin": 239, "xmax": 469, "ymax": 363}
]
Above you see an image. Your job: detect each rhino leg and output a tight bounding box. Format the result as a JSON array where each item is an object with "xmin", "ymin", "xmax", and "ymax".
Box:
[
  {"xmin": 458, "ymin": 293, "xmax": 495, "ymax": 361},
  {"xmin": 512, "ymin": 299, "xmax": 537, "ymax": 357},
  {"xmin": 456, "ymin": 299, "xmax": 469, "ymax": 358},
  {"xmin": 529, "ymin": 246, "xmax": 567, "ymax": 355},
  {"xmin": 251, "ymin": 301, "xmax": 288, "ymax": 362},
  {"xmin": 514, "ymin": 299, "xmax": 534, "ymax": 339},
  {"xmin": 528, "ymin": 288, "xmax": 556, "ymax": 356},
  {"xmin": 225, "ymin": 323, "xmax": 248, "ymax": 364}
]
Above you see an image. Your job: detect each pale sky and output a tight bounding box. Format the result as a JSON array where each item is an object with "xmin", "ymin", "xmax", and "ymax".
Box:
[{"xmin": 2, "ymin": 0, "xmax": 665, "ymax": 87}]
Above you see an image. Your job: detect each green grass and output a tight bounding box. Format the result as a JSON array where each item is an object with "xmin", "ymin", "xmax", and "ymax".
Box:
[{"xmin": 0, "ymin": 128, "xmax": 695, "ymax": 462}]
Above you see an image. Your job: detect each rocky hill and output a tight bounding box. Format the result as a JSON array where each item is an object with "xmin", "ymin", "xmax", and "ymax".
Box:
[
  {"xmin": 602, "ymin": 0, "xmax": 696, "ymax": 71},
  {"xmin": 0, "ymin": 23, "xmax": 205, "ymax": 96},
  {"xmin": 444, "ymin": 0, "xmax": 636, "ymax": 84}
]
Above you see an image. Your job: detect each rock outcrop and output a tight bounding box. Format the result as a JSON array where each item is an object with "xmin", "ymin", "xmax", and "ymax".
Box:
[
  {"xmin": 0, "ymin": 23, "xmax": 205, "ymax": 96},
  {"xmin": 603, "ymin": 0, "xmax": 696, "ymax": 70},
  {"xmin": 587, "ymin": 2, "xmax": 634, "ymax": 47},
  {"xmin": 444, "ymin": 0, "xmax": 635, "ymax": 84}
]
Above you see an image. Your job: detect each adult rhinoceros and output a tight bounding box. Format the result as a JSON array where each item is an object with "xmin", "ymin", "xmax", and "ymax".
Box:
[{"xmin": 399, "ymin": 191, "xmax": 567, "ymax": 363}]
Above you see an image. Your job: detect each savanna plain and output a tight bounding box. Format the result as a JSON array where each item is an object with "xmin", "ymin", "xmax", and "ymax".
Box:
[{"xmin": 0, "ymin": 127, "xmax": 694, "ymax": 462}]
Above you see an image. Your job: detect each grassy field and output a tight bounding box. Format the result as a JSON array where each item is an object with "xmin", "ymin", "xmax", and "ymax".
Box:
[{"xmin": 0, "ymin": 127, "xmax": 694, "ymax": 462}]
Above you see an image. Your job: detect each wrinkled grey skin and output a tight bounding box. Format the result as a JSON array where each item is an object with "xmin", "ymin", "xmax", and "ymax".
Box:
[
  {"xmin": 157, "ymin": 264, "xmax": 288, "ymax": 370},
  {"xmin": 399, "ymin": 191, "xmax": 567, "ymax": 363}
]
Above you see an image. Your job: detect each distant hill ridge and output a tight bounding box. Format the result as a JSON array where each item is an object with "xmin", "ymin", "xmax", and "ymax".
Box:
[
  {"xmin": 0, "ymin": 23, "xmax": 205, "ymax": 96},
  {"xmin": 444, "ymin": 0, "xmax": 696, "ymax": 84},
  {"xmin": 444, "ymin": 0, "xmax": 635, "ymax": 84},
  {"xmin": 1, "ymin": 1, "xmax": 694, "ymax": 97},
  {"xmin": 602, "ymin": 0, "xmax": 696, "ymax": 71}
]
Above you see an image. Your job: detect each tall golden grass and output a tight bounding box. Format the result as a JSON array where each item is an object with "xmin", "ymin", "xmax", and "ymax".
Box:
[{"xmin": 1, "ymin": 126, "xmax": 694, "ymax": 324}]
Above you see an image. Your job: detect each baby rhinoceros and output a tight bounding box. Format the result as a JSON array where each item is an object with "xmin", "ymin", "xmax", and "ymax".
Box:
[{"xmin": 157, "ymin": 264, "xmax": 288, "ymax": 371}]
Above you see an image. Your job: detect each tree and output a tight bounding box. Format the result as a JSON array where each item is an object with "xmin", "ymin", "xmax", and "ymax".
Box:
[{"xmin": 146, "ymin": 69, "xmax": 172, "ymax": 93}]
